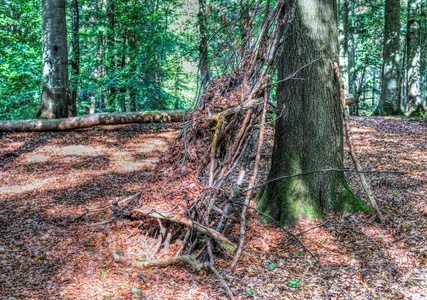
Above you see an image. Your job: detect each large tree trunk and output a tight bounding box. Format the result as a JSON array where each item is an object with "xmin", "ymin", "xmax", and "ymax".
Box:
[
  {"xmin": 37, "ymin": 0, "xmax": 74, "ymax": 119},
  {"xmin": 257, "ymin": 0, "xmax": 367, "ymax": 226},
  {"xmin": 405, "ymin": 0, "xmax": 425, "ymax": 116},
  {"xmin": 70, "ymin": 0, "xmax": 79, "ymax": 117},
  {"xmin": 0, "ymin": 111, "xmax": 186, "ymax": 132},
  {"xmin": 375, "ymin": 0, "xmax": 403, "ymax": 116}
]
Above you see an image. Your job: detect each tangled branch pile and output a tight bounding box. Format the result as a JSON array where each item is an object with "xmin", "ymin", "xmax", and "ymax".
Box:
[{"xmin": 106, "ymin": 0, "xmax": 297, "ymax": 280}]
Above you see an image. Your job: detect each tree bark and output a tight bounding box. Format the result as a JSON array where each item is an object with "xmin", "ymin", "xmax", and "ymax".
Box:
[
  {"xmin": 37, "ymin": 0, "xmax": 74, "ymax": 119},
  {"xmin": 405, "ymin": 0, "xmax": 425, "ymax": 116},
  {"xmin": 348, "ymin": 0, "xmax": 357, "ymax": 115},
  {"xmin": 70, "ymin": 0, "xmax": 79, "ymax": 117},
  {"xmin": 338, "ymin": 0, "xmax": 349, "ymax": 92},
  {"xmin": 106, "ymin": 0, "xmax": 116, "ymax": 111},
  {"xmin": 375, "ymin": 0, "xmax": 403, "ymax": 116},
  {"xmin": 257, "ymin": 0, "xmax": 367, "ymax": 226},
  {"xmin": 0, "ymin": 110, "xmax": 186, "ymax": 132}
]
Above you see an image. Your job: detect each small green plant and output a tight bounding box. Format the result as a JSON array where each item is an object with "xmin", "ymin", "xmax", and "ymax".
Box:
[
  {"xmin": 289, "ymin": 279, "xmax": 301, "ymax": 288},
  {"xmin": 99, "ymin": 268, "xmax": 107, "ymax": 276}
]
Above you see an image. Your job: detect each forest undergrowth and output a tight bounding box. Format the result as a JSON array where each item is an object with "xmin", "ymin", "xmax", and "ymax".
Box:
[{"xmin": 0, "ymin": 117, "xmax": 426, "ymax": 299}]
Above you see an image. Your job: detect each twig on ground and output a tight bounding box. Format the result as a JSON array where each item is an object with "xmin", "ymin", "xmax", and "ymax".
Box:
[
  {"xmin": 75, "ymin": 193, "xmax": 140, "ymax": 220},
  {"xmin": 207, "ymin": 263, "xmax": 235, "ymax": 300}
]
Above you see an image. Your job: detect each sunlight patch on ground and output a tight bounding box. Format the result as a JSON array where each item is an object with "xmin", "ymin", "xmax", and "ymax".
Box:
[
  {"xmin": 1, "ymin": 175, "xmax": 60, "ymax": 194},
  {"xmin": 62, "ymin": 145, "xmax": 106, "ymax": 156},
  {"xmin": 351, "ymin": 127, "xmax": 375, "ymax": 133}
]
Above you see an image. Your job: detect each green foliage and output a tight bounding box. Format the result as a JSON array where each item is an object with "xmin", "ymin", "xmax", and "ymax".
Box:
[
  {"xmin": 0, "ymin": 0, "xmax": 42, "ymax": 120},
  {"xmin": 2, "ymin": 0, "xmax": 422, "ymax": 120}
]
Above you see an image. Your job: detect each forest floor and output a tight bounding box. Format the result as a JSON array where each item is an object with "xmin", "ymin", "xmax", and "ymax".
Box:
[{"xmin": 0, "ymin": 116, "xmax": 426, "ymax": 300}]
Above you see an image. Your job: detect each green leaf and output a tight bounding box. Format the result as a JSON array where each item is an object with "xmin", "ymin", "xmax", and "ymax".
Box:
[
  {"xmin": 289, "ymin": 279, "xmax": 301, "ymax": 288},
  {"xmin": 268, "ymin": 264, "xmax": 276, "ymax": 270},
  {"xmin": 247, "ymin": 289, "xmax": 254, "ymax": 295},
  {"xmin": 99, "ymin": 268, "xmax": 107, "ymax": 276}
]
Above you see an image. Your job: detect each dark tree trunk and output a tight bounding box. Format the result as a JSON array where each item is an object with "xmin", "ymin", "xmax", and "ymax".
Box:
[
  {"xmin": 257, "ymin": 0, "xmax": 367, "ymax": 225},
  {"xmin": 405, "ymin": 0, "xmax": 425, "ymax": 116},
  {"xmin": 70, "ymin": 0, "xmax": 79, "ymax": 117},
  {"xmin": 375, "ymin": 0, "xmax": 403, "ymax": 115},
  {"xmin": 106, "ymin": 0, "xmax": 116, "ymax": 111},
  {"xmin": 420, "ymin": 1, "xmax": 427, "ymax": 107},
  {"xmin": 119, "ymin": 37, "xmax": 127, "ymax": 112},
  {"xmin": 37, "ymin": 0, "xmax": 74, "ymax": 119}
]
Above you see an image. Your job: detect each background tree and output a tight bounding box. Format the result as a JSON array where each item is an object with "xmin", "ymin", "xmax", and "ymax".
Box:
[
  {"xmin": 405, "ymin": 0, "xmax": 425, "ymax": 116},
  {"xmin": 257, "ymin": 0, "xmax": 367, "ymax": 225},
  {"xmin": 37, "ymin": 0, "xmax": 74, "ymax": 119},
  {"xmin": 70, "ymin": 0, "xmax": 79, "ymax": 116},
  {"xmin": 338, "ymin": 0, "xmax": 349, "ymax": 92},
  {"xmin": 348, "ymin": 0, "xmax": 357, "ymax": 114},
  {"xmin": 375, "ymin": 0, "xmax": 403, "ymax": 115}
]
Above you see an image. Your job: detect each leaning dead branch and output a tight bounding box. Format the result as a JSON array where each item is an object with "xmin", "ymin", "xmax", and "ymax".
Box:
[{"xmin": 334, "ymin": 61, "xmax": 384, "ymax": 222}]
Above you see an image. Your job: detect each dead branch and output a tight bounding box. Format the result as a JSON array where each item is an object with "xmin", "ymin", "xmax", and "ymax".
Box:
[
  {"xmin": 76, "ymin": 193, "xmax": 140, "ymax": 220},
  {"xmin": 334, "ymin": 61, "xmax": 384, "ymax": 222},
  {"xmin": 133, "ymin": 207, "xmax": 236, "ymax": 253},
  {"xmin": 207, "ymin": 263, "xmax": 235, "ymax": 300},
  {"xmin": 232, "ymin": 90, "xmax": 269, "ymax": 268},
  {"xmin": 111, "ymin": 250, "xmax": 201, "ymax": 272}
]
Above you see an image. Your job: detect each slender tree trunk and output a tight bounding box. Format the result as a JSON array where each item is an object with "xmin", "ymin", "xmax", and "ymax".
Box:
[
  {"xmin": 198, "ymin": 0, "xmax": 209, "ymax": 91},
  {"xmin": 348, "ymin": 0, "xmax": 357, "ymax": 114},
  {"xmin": 174, "ymin": 56, "xmax": 183, "ymax": 110},
  {"xmin": 375, "ymin": 0, "xmax": 403, "ymax": 115},
  {"xmin": 70, "ymin": 0, "xmax": 79, "ymax": 117},
  {"xmin": 37, "ymin": 0, "xmax": 73, "ymax": 119},
  {"xmin": 106, "ymin": 0, "xmax": 116, "ymax": 111},
  {"xmin": 420, "ymin": 1, "xmax": 427, "ymax": 107},
  {"xmin": 405, "ymin": 0, "xmax": 424, "ymax": 116},
  {"xmin": 338, "ymin": 0, "xmax": 349, "ymax": 93},
  {"xmin": 119, "ymin": 36, "xmax": 127, "ymax": 112},
  {"xmin": 129, "ymin": 35, "xmax": 137, "ymax": 112},
  {"xmin": 372, "ymin": 68, "xmax": 378, "ymax": 107},
  {"xmin": 257, "ymin": 0, "xmax": 367, "ymax": 225},
  {"xmin": 399, "ymin": 37, "xmax": 407, "ymax": 109}
]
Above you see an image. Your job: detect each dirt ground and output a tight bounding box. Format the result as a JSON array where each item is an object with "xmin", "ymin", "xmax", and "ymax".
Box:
[{"xmin": 0, "ymin": 117, "xmax": 426, "ymax": 299}]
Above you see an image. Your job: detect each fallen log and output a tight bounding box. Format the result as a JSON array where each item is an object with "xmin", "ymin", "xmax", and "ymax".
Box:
[{"xmin": 0, "ymin": 110, "xmax": 187, "ymax": 132}]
